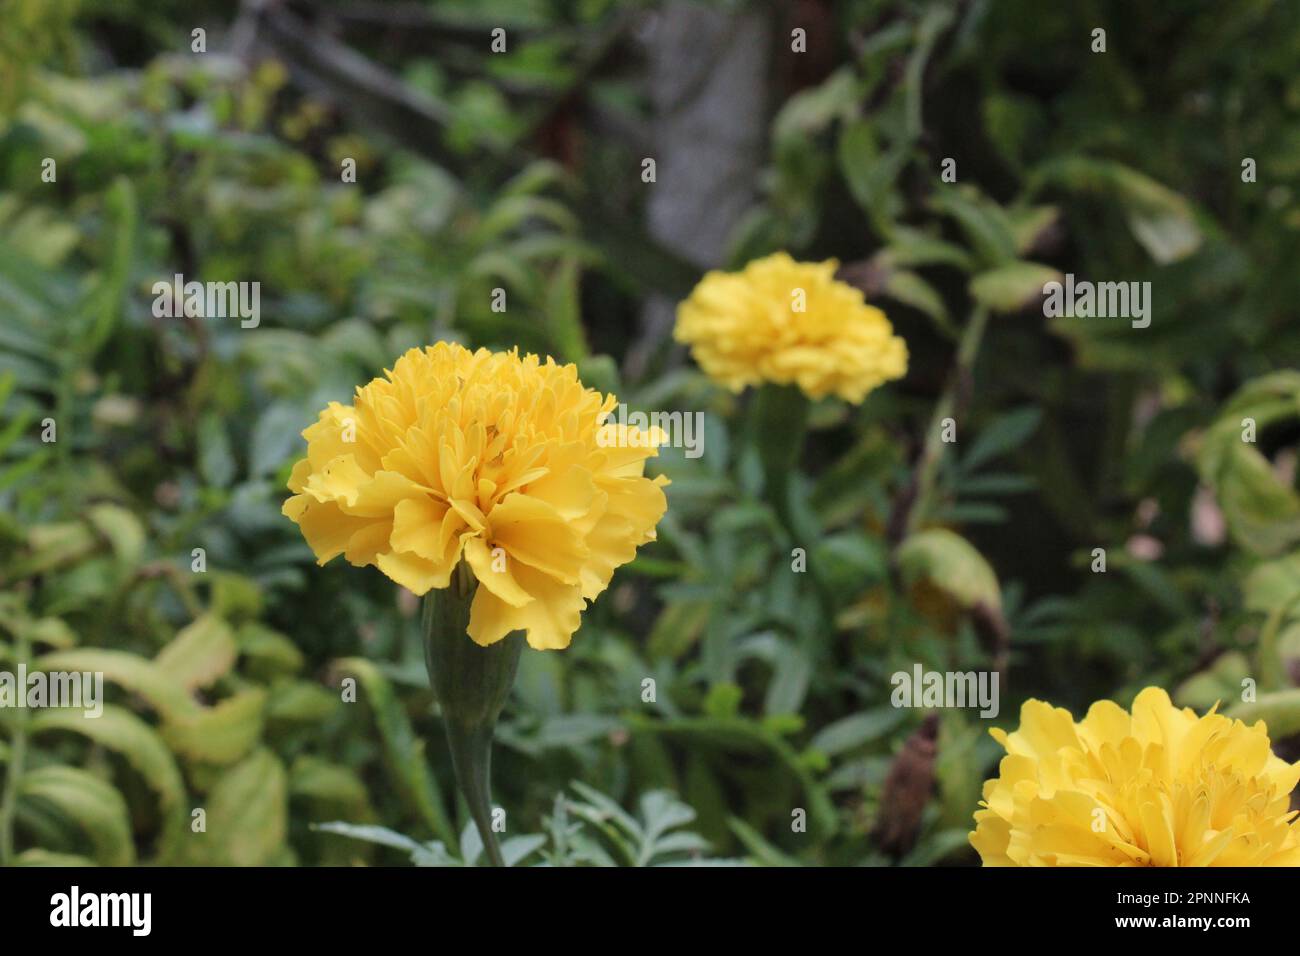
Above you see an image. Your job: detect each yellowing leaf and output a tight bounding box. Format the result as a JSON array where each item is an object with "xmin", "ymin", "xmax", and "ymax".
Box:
[
  {"xmin": 898, "ymin": 528, "xmax": 1001, "ymax": 612},
  {"xmin": 180, "ymin": 749, "xmax": 287, "ymax": 866},
  {"xmin": 162, "ymin": 689, "xmax": 266, "ymax": 765},
  {"xmin": 156, "ymin": 613, "xmax": 238, "ymax": 691}
]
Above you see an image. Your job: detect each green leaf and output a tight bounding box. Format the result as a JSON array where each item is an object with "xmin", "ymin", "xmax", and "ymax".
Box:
[
  {"xmin": 162, "ymin": 689, "xmax": 266, "ymax": 765},
  {"xmin": 969, "ymin": 262, "xmax": 1060, "ymax": 312},
  {"xmin": 838, "ymin": 120, "xmax": 907, "ymax": 230},
  {"xmin": 182, "ymin": 749, "xmax": 287, "ymax": 866},
  {"xmin": 774, "ymin": 67, "xmax": 859, "ymax": 140},
  {"xmin": 1215, "ymin": 447, "xmax": 1300, "ymax": 556},
  {"xmin": 20, "ymin": 522, "xmax": 97, "ymax": 576},
  {"xmin": 727, "ymin": 817, "xmax": 801, "ymax": 866},
  {"xmin": 878, "ymin": 228, "xmax": 974, "ymax": 272},
  {"xmin": 30, "ymin": 705, "xmax": 187, "ymax": 857},
  {"xmin": 312, "ymin": 822, "xmax": 428, "ymax": 855},
  {"xmin": 1030, "ymin": 155, "xmax": 1201, "ymax": 264},
  {"xmin": 476, "ymin": 195, "xmax": 576, "ymax": 241},
  {"xmin": 85, "ymin": 504, "xmax": 145, "ymax": 568},
  {"xmin": 83, "ymin": 177, "xmax": 137, "ymax": 355},
  {"xmin": 237, "ymin": 623, "xmax": 304, "ymax": 680},
  {"xmin": 929, "ymin": 187, "xmax": 1018, "ymax": 267},
  {"xmin": 1244, "ymin": 552, "xmax": 1300, "ymax": 615},
  {"xmin": 809, "ymin": 708, "xmax": 905, "ymax": 757},
  {"xmin": 1174, "ymin": 652, "xmax": 1251, "ymax": 713},
  {"xmin": 20, "ymin": 765, "xmax": 135, "ymax": 866},
  {"xmin": 1197, "ymin": 373, "xmax": 1300, "ymax": 556},
  {"xmin": 265, "ymin": 680, "xmax": 337, "ymax": 725},
  {"xmin": 14, "ymin": 849, "xmax": 96, "ymax": 866},
  {"xmin": 249, "ymin": 403, "xmax": 306, "ymax": 478},
  {"xmin": 23, "ymin": 617, "xmax": 77, "ymax": 650},
  {"xmin": 1007, "ymin": 205, "xmax": 1059, "ymax": 254},
  {"xmin": 335, "ymin": 657, "xmax": 457, "ymax": 845},
  {"xmin": 898, "ymin": 528, "xmax": 1002, "ymax": 612},
  {"xmin": 198, "ymin": 414, "xmax": 236, "ymax": 488},
  {"xmin": 961, "ymin": 407, "xmax": 1043, "ymax": 473},
  {"xmin": 569, "ymin": 779, "xmax": 642, "ymax": 839},
  {"xmin": 35, "ymin": 649, "xmax": 197, "ymax": 722},
  {"xmin": 499, "ymin": 159, "xmax": 566, "ymax": 198},
  {"xmin": 501, "ymin": 833, "xmax": 547, "ymax": 867},
  {"xmin": 155, "ymin": 613, "xmax": 238, "ymax": 691},
  {"xmin": 290, "ymin": 756, "xmax": 371, "ymax": 821},
  {"xmin": 899, "ymin": 827, "xmax": 972, "ymax": 867},
  {"xmin": 882, "ymin": 270, "xmax": 952, "ymax": 333},
  {"xmin": 762, "ymin": 642, "xmax": 812, "ymax": 717},
  {"xmin": 637, "ymin": 790, "xmax": 699, "ymax": 866},
  {"xmin": 210, "ymin": 572, "xmax": 264, "ymax": 621}
]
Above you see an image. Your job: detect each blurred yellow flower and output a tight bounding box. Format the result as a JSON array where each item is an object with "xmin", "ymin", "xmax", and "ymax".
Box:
[
  {"xmin": 673, "ymin": 252, "xmax": 907, "ymax": 403},
  {"xmin": 971, "ymin": 687, "xmax": 1300, "ymax": 866},
  {"xmin": 282, "ymin": 343, "xmax": 669, "ymax": 650}
]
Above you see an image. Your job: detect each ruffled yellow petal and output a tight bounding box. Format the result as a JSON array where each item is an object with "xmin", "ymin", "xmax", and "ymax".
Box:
[
  {"xmin": 282, "ymin": 495, "xmax": 372, "ymax": 565},
  {"xmin": 467, "ymin": 562, "xmax": 584, "ymax": 650},
  {"xmin": 463, "ymin": 537, "xmax": 532, "ymax": 609},
  {"xmin": 674, "ymin": 252, "xmax": 908, "ymax": 404},
  {"xmin": 970, "ymin": 686, "xmax": 1300, "ymax": 867},
  {"xmin": 283, "ymin": 342, "xmax": 669, "ymax": 652}
]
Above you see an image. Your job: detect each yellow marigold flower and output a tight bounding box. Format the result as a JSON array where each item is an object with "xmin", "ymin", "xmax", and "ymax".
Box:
[
  {"xmin": 971, "ymin": 687, "xmax": 1300, "ymax": 866},
  {"xmin": 282, "ymin": 343, "xmax": 669, "ymax": 650},
  {"xmin": 673, "ymin": 252, "xmax": 907, "ymax": 403}
]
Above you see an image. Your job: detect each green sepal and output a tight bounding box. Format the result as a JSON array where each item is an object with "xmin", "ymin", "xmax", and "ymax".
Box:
[{"xmin": 422, "ymin": 562, "xmax": 523, "ymax": 866}]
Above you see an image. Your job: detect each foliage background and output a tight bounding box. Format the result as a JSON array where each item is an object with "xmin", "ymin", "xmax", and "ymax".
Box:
[{"xmin": 1, "ymin": 0, "xmax": 1299, "ymax": 867}]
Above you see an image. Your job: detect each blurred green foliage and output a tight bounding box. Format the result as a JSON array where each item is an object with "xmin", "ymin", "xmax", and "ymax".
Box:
[{"xmin": 1, "ymin": 0, "xmax": 1299, "ymax": 867}]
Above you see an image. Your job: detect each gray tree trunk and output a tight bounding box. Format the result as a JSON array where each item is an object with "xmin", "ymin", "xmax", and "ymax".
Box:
[{"xmin": 627, "ymin": 2, "xmax": 772, "ymax": 379}]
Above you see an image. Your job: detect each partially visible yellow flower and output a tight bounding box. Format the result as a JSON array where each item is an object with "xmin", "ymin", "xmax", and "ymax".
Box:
[
  {"xmin": 971, "ymin": 687, "xmax": 1300, "ymax": 866},
  {"xmin": 673, "ymin": 252, "xmax": 907, "ymax": 403},
  {"xmin": 282, "ymin": 343, "xmax": 669, "ymax": 650}
]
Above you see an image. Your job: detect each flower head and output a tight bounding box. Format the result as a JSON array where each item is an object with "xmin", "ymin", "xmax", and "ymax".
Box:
[
  {"xmin": 971, "ymin": 687, "xmax": 1300, "ymax": 866},
  {"xmin": 673, "ymin": 252, "xmax": 907, "ymax": 403},
  {"xmin": 282, "ymin": 343, "xmax": 669, "ymax": 650}
]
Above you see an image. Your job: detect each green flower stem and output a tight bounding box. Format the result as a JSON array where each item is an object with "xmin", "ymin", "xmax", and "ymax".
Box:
[
  {"xmin": 751, "ymin": 383, "xmax": 842, "ymax": 630},
  {"xmin": 753, "ymin": 383, "xmax": 811, "ymax": 533},
  {"xmin": 907, "ymin": 306, "xmax": 990, "ymax": 535},
  {"xmin": 421, "ymin": 562, "xmax": 523, "ymax": 867}
]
